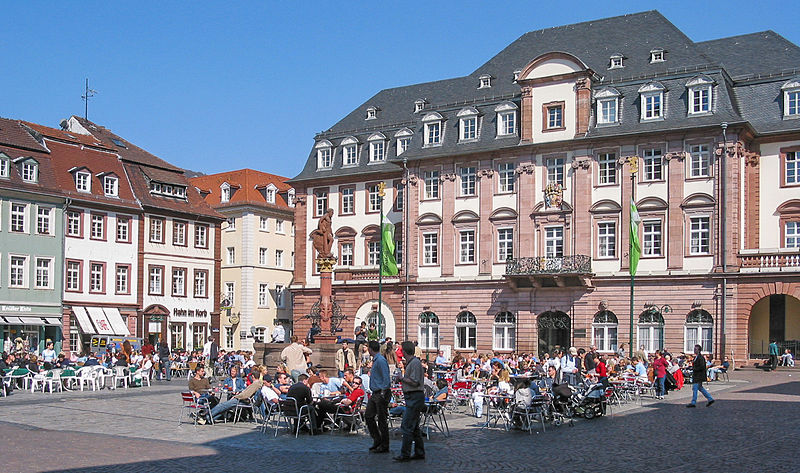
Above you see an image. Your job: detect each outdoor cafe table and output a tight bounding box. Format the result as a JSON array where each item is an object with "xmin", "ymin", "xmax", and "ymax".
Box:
[
  {"xmin": 479, "ymin": 392, "xmax": 514, "ymax": 431},
  {"xmin": 4, "ymin": 368, "xmax": 31, "ymax": 388}
]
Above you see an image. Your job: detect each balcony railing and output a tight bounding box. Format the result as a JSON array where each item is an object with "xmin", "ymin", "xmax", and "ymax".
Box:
[
  {"xmin": 739, "ymin": 250, "xmax": 800, "ymax": 272},
  {"xmin": 505, "ymin": 255, "xmax": 592, "ymax": 275},
  {"xmin": 334, "ymin": 266, "xmax": 402, "ymax": 281}
]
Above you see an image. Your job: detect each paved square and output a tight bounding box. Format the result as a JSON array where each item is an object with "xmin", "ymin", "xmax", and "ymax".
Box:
[{"xmin": 1, "ymin": 370, "xmax": 797, "ymax": 472}]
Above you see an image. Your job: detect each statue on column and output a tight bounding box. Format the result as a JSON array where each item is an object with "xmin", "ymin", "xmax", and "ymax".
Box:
[{"xmin": 310, "ymin": 208, "xmax": 334, "ymax": 259}]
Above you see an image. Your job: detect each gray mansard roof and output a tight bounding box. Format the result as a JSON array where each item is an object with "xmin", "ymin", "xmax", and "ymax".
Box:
[{"xmin": 291, "ymin": 10, "xmax": 800, "ymax": 183}]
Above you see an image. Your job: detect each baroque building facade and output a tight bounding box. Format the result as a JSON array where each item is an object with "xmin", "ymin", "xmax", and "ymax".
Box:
[{"xmin": 290, "ymin": 11, "xmax": 800, "ymax": 361}]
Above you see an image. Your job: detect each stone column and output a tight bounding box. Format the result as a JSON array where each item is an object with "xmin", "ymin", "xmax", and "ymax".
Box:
[
  {"xmin": 574, "ymin": 79, "xmax": 591, "ymax": 137},
  {"xmin": 665, "ymin": 150, "xmax": 686, "ymax": 270},
  {"xmin": 315, "ymin": 256, "xmax": 337, "ymax": 343}
]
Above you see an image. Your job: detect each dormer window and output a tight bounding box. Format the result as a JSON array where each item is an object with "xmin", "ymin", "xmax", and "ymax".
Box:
[
  {"xmin": 686, "ymin": 75, "xmax": 714, "ymax": 115},
  {"xmin": 76, "ymin": 171, "xmax": 91, "ymax": 192},
  {"xmin": 394, "ymin": 128, "xmax": 413, "ymax": 156},
  {"xmin": 366, "ymin": 106, "xmax": 378, "ymax": 120},
  {"xmin": 315, "ymin": 140, "xmax": 333, "ymax": 169},
  {"xmin": 103, "ymin": 175, "xmax": 119, "ymax": 197},
  {"xmin": 368, "ymin": 133, "xmax": 386, "ymax": 163},
  {"xmin": 422, "ymin": 112, "xmax": 443, "ymax": 146},
  {"xmin": 478, "ymin": 74, "xmax": 492, "ymax": 89},
  {"xmin": 609, "ymin": 54, "xmax": 624, "ymax": 69},
  {"xmin": 265, "ymin": 184, "xmax": 277, "ymax": 204},
  {"xmin": 782, "ymin": 78, "xmax": 800, "ymax": 118},
  {"xmin": 19, "ymin": 159, "xmax": 38, "ymax": 183},
  {"xmin": 650, "ymin": 49, "xmax": 665, "ymax": 63},
  {"xmin": 639, "ymin": 82, "xmax": 666, "ymax": 120},
  {"xmin": 220, "ymin": 183, "xmax": 231, "ymax": 203},
  {"xmin": 341, "ymin": 136, "xmax": 359, "ymax": 166},
  {"xmin": 513, "ymin": 70, "xmax": 522, "ymax": 82},
  {"xmin": 457, "ymin": 107, "xmax": 479, "ymax": 141},
  {"xmin": 414, "ymin": 100, "xmax": 427, "ymax": 113},
  {"xmin": 0, "ymin": 153, "xmax": 9, "ymax": 178},
  {"xmin": 595, "ymin": 87, "xmax": 621, "ymax": 125},
  {"xmin": 174, "ymin": 186, "xmax": 186, "ymax": 198},
  {"xmin": 287, "ymin": 188, "xmax": 295, "ymax": 207},
  {"xmin": 495, "ymin": 102, "xmax": 518, "ymax": 136}
]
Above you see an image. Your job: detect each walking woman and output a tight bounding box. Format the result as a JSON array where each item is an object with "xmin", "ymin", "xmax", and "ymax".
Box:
[
  {"xmin": 687, "ymin": 344, "xmax": 715, "ymax": 408},
  {"xmin": 652, "ymin": 350, "xmax": 667, "ymax": 399}
]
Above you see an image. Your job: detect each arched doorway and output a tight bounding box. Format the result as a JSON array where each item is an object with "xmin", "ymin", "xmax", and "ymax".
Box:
[
  {"xmin": 749, "ymin": 294, "xmax": 800, "ymax": 358},
  {"xmin": 538, "ymin": 311, "xmax": 570, "ymax": 356},
  {"xmin": 354, "ymin": 300, "xmax": 396, "ymax": 341}
]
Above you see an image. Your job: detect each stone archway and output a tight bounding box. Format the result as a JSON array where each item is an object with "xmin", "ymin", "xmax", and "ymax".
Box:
[
  {"xmin": 354, "ymin": 300, "xmax": 396, "ymax": 341},
  {"xmin": 537, "ymin": 311, "xmax": 570, "ymax": 356},
  {"xmin": 740, "ymin": 281, "xmax": 800, "ymax": 359}
]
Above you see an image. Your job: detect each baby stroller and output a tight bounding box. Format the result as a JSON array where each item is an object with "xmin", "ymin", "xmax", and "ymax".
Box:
[
  {"xmin": 548, "ymin": 382, "xmax": 575, "ymax": 426},
  {"xmin": 572, "ymin": 381, "xmax": 607, "ymax": 419}
]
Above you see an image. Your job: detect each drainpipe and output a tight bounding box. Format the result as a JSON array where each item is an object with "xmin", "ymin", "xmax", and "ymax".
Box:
[
  {"xmin": 403, "ymin": 156, "xmax": 409, "ymax": 341},
  {"xmin": 720, "ymin": 123, "xmax": 728, "ymax": 361},
  {"xmin": 61, "ymin": 197, "xmax": 72, "ymax": 353}
]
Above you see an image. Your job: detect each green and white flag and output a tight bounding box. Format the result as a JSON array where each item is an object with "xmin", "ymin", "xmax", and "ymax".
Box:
[
  {"xmin": 380, "ymin": 214, "xmax": 398, "ymax": 276},
  {"xmin": 629, "ymin": 198, "xmax": 642, "ymax": 276}
]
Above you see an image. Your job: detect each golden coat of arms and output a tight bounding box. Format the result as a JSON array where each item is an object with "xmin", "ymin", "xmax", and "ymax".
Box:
[{"xmin": 544, "ymin": 181, "xmax": 564, "ymax": 209}]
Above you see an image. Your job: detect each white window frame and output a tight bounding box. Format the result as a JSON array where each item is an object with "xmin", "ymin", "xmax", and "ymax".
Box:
[
  {"xmin": 689, "ymin": 86, "xmax": 711, "ymax": 115},
  {"xmin": 638, "ymin": 319, "xmax": 664, "ymax": 353},
  {"xmin": 782, "ymin": 80, "xmax": 800, "ymax": 117},
  {"xmin": 597, "ymin": 221, "xmax": 616, "ymax": 258},
  {"xmin": 275, "ymin": 284, "xmax": 285, "ymax": 308},
  {"xmin": 493, "ymin": 312, "xmax": 516, "ymax": 351},
  {"xmin": 89, "ymin": 262, "xmax": 104, "ymax": 293},
  {"xmin": 343, "ymin": 143, "xmax": 359, "ymax": 166},
  {"xmin": 225, "ymin": 282, "xmax": 235, "ymax": 306},
  {"xmin": 643, "ymin": 220, "xmax": 663, "ymax": 256},
  {"xmin": 172, "ymin": 268, "xmax": 186, "ymax": 297},
  {"xmin": 397, "ymin": 137, "xmax": 410, "ymax": 156},
  {"xmin": 422, "ymin": 232, "xmax": 438, "ymax": 265},
  {"xmin": 193, "ymin": 271, "xmax": 207, "ymax": 298},
  {"xmin": 259, "ymin": 247, "xmax": 268, "ymax": 265},
  {"xmin": 423, "ymin": 113, "xmax": 443, "ymax": 146},
  {"xmin": 220, "ymin": 184, "xmax": 231, "ymax": 203},
  {"xmin": 275, "ymin": 249, "xmax": 283, "ymax": 268},
  {"xmin": 598, "ymin": 97, "xmax": 618, "ymax": 124},
  {"xmin": 460, "ymin": 167, "xmax": 476, "ymax": 196},
  {"xmin": 116, "ymin": 265, "xmax": 129, "ymax": 294},
  {"xmin": 457, "ymin": 108, "xmax": 479, "ymax": 141},
  {"xmin": 424, "ymin": 171, "xmax": 439, "ymax": 199},
  {"xmin": 459, "ymin": 229, "xmax": 476, "ymax": 264},
  {"xmin": 0, "ymin": 156, "xmax": 8, "ymax": 178},
  {"xmin": 689, "ymin": 144, "xmax": 711, "ymax": 178},
  {"xmin": 35, "ymin": 257, "xmax": 52, "ymax": 289},
  {"xmin": 66, "ymin": 211, "xmax": 81, "ymax": 237},
  {"xmin": 90, "ymin": 214, "xmax": 104, "ymax": 240},
  {"xmin": 103, "ymin": 176, "xmax": 119, "ymax": 196},
  {"xmin": 598, "ymin": 152, "xmax": 617, "ymax": 185},
  {"xmin": 787, "ymin": 151, "xmax": 798, "ymax": 185},
  {"xmin": 259, "ymin": 216, "xmax": 269, "ymax": 231},
  {"xmin": 609, "ymin": 55, "xmax": 623, "ymax": 69},
  {"xmin": 9, "ymin": 255, "xmax": 28, "ymax": 288},
  {"xmin": 546, "ymin": 157, "xmax": 565, "ymax": 187},
  {"xmin": 21, "ymin": 161, "xmax": 37, "ymax": 183},
  {"xmin": 650, "ymin": 49, "xmax": 665, "ymax": 63},
  {"xmin": 369, "ymin": 140, "xmax": 385, "ymax": 163},
  {"xmin": 368, "ymin": 184, "xmax": 381, "ymax": 212},
  {"xmin": 194, "ymin": 224, "xmax": 208, "ymax": 247},
  {"xmin": 315, "ymin": 189, "xmax": 328, "ymax": 217},
  {"xmin": 37, "ymin": 206, "xmax": 52, "ymax": 235},
  {"xmin": 149, "ymin": 266, "xmax": 163, "ymax": 295},
  {"xmin": 75, "ymin": 171, "xmax": 91, "ymax": 193},
  {"xmin": 642, "ymin": 148, "xmax": 663, "ymax": 181},
  {"xmin": 498, "ymin": 227, "xmax": 514, "ymax": 261},
  {"xmin": 266, "ymin": 187, "xmax": 276, "ymax": 204},
  {"xmin": 498, "ymin": 162, "xmax": 515, "ymax": 193},
  {"xmin": 116, "ymin": 216, "xmax": 130, "ymax": 242},
  {"xmin": 66, "ymin": 261, "xmax": 81, "ymax": 291},
  {"xmin": 340, "ymin": 242, "xmax": 353, "ymax": 266},
  {"xmin": 227, "ymin": 247, "xmax": 235, "ymax": 265},
  {"xmin": 689, "ymin": 216, "xmax": 711, "ymax": 255},
  {"xmin": 258, "ymin": 283, "xmax": 269, "ymax": 308},
  {"xmin": 367, "ymin": 241, "xmax": 380, "ymax": 266},
  {"xmin": 544, "ymin": 226, "xmax": 564, "ymax": 258},
  {"xmin": 341, "ymin": 187, "xmax": 354, "ymax": 214},
  {"xmin": 786, "ymin": 221, "xmax": 800, "ymax": 248},
  {"xmin": 317, "ymin": 146, "xmax": 333, "ymax": 169},
  {"xmin": 455, "ymin": 312, "xmax": 477, "ymax": 350},
  {"xmin": 10, "ymin": 202, "xmax": 26, "ymax": 233},
  {"xmin": 275, "ymin": 219, "xmax": 285, "ymax": 234},
  {"xmin": 418, "ymin": 312, "xmax": 439, "ymax": 350},
  {"xmin": 642, "ymin": 92, "xmax": 663, "ymax": 120},
  {"xmin": 592, "ymin": 311, "xmax": 619, "ymax": 353}
]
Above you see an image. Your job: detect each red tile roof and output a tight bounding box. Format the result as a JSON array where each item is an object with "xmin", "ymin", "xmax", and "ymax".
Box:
[
  {"xmin": 0, "ymin": 143, "xmax": 62, "ymax": 199},
  {"xmin": 69, "ymin": 117, "xmax": 183, "ymax": 172},
  {"xmin": 189, "ymin": 169, "xmax": 293, "ymax": 209},
  {"xmin": 22, "ymin": 121, "xmax": 112, "ymax": 150},
  {"xmin": 125, "ymin": 162, "xmax": 223, "ymax": 219},
  {"xmin": 43, "ymin": 139, "xmax": 140, "ymax": 210},
  {"xmin": 0, "ymin": 117, "xmax": 49, "ymax": 152}
]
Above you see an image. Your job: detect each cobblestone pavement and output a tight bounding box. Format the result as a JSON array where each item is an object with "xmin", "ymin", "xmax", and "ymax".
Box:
[{"xmin": 1, "ymin": 370, "xmax": 798, "ymax": 472}]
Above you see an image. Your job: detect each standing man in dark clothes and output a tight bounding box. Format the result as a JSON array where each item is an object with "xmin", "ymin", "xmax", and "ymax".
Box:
[
  {"xmin": 366, "ymin": 340, "xmax": 390, "ymax": 453},
  {"xmin": 394, "ymin": 341, "xmax": 425, "ymax": 462},
  {"xmin": 158, "ymin": 337, "xmax": 171, "ymax": 381},
  {"xmin": 768, "ymin": 340, "xmax": 779, "ymax": 371},
  {"xmin": 287, "ymin": 374, "xmax": 320, "ymax": 433},
  {"xmin": 687, "ymin": 344, "xmax": 715, "ymax": 408}
]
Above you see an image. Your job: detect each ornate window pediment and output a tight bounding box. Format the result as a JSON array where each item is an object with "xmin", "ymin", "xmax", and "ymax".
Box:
[
  {"xmin": 681, "ymin": 193, "xmax": 715, "ymax": 209},
  {"xmin": 589, "ymin": 200, "xmax": 622, "ymax": 213},
  {"xmin": 452, "ymin": 210, "xmax": 480, "ymax": 223},
  {"xmin": 416, "ymin": 213, "xmax": 443, "ymax": 225}
]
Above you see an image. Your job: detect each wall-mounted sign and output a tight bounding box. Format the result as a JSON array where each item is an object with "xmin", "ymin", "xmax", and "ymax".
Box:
[
  {"xmin": 229, "ymin": 313, "xmax": 240, "ymax": 325},
  {"xmin": 173, "ymin": 308, "xmax": 209, "ymax": 318},
  {"xmin": 1, "ymin": 305, "xmax": 33, "ymax": 312}
]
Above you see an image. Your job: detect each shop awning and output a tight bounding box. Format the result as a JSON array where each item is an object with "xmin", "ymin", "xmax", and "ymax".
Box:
[
  {"xmin": 102, "ymin": 307, "xmax": 130, "ymax": 336},
  {"xmin": 72, "ymin": 306, "xmax": 96, "ymax": 335},
  {"xmin": 0, "ymin": 315, "xmax": 62, "ymax": 326},
  {"xmin": 86, "ymin": 307, "xmax": 114, "ymax": 335},
  {"xmin": 44, "ymin": 317, "xmax": 62, "ymax": 326},
  {"xmin": 1, "ymin": 316, "xmax": 24, "ymax": 325}
]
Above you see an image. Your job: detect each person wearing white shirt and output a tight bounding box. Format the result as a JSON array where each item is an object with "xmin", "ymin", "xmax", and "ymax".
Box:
[
  {"xmin": 561, "ymin": 347, "xmax": 579, "ymax": 386},
  {"xmin": 271, "ymin": 323, "xmax": 286, "ymax": 343},
  {"xmin": 41, "ymin": 342, "xmax": 56, "ymax": 365}
]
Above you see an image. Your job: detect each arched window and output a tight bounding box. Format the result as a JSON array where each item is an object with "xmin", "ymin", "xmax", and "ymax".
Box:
[
  {"xmin": 637, "ymin": 309, "xmax": 665, "ymax": 352},
  {"xmin": 685, "ymin": 309, "xmax": 713, "ymax": 353},
  {"xmin": 592, "ymin": 310, "xmax": 618, "ymax": 352},
  {"xmin": 493, "ymin": 312, "xmax": 516, "ymax": 351},
  {"xmin": 455, "ymin": 311, "xmax": 477, "ymax": 350},
  {"xmin": 418, "ymin": 311, "xmax": 439, "ymax": 350}
]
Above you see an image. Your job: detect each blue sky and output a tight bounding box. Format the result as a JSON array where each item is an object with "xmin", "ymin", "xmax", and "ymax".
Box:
[{"xmin": 2, "ymin": 1, "xmax": 798, "ymax": 179}]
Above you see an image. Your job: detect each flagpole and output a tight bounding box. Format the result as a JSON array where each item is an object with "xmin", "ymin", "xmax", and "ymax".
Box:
[
  {"xmin": 378, "ymin": 182, "xmax": 385, "ymax": 340},
  {"xmin": 628, "ymin": 157, "xmax": 639, "ymax": 359}
]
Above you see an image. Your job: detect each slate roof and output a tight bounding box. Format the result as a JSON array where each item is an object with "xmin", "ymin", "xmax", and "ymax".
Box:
[
  {"xmin": 190, "ymin": 169, "xmax": 294, "ymax": 210},
  {"xmin": 292, "ymin": 10, "xmax": 800, "ymax": 183}
]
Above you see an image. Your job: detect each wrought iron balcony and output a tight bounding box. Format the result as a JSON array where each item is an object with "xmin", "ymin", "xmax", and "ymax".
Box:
[{"xmin": 505, "ymin": 255, "xmax": 593, "ymax": 288}]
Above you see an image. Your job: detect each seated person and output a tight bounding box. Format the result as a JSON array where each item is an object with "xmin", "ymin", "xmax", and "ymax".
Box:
[
  {"xmin": 28, "ymin": 355, "xmax": 40, "ymax": 373},
  {"xmin": 54, "ymin": 353, "xmax": 71, "ymax": 369},
  {"xmin": 207, "ymin": 365, "xmax": 265, "ymax": 423},
  {"xmin": 708, "ymin": 356, "xmax": 731, "ymax": 380},
  {"xmin": 273, "ymin": 372, "xmax": 292, "ymax": 399},
  {"xmin": 513, "ymin": 378, "xmax": 533, "ymax": 409},
  {"xmin": 434, "ymin": 350, "xmax": 449, "ymax": 370},
  {"xmin": 333, "ymin": 376, "xmax": 366, "ymax": 418},
  {"xmin": 781, "ymin": 349, "xmax": 794, "ymax": 367},
  {"xmin": 259, "ymin": 381, "xmax": 281, "ymax": 418},
  {"xmin": 285, "ymin": 373, "xmax": 320, "ymax": 433},
  {"xmin": 634, "ymin": 357, "xmax": 648, "ymax": 381},
  {"xmin": 538, "ymin": 365, "xmax": 559, "ymax": 392},
  {"xmin": 188, "ymin": 366, "xmax": 218, "ymax": 422},
  {"xmin": 223, "ymin": 365, "xmax": 247, "ymax": 392},
  {"xmin": 431, "ymin": 378, "xmax": 449, "ymax": 402},
  {"xmin": 318, "ymin": 370, "xmax": 344, "ymax": 395}
]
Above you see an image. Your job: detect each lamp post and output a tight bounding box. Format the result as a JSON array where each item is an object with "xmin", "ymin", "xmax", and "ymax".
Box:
[
  {"xmin": 377, "ymin": 182, "xmax": 386, "ymax": 339},
  {"xmin": 628, "ymin": 156, "xmax": 638, "ymax": 359}
]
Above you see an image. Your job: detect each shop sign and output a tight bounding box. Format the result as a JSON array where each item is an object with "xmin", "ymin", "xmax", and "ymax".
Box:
[
  {"xmin": 1, "ymin": 305, "xmax": 33, "ymax": 312},
  {"xmin": 172, "ymin": 308, "xmax": 209, "ymax": 318}
]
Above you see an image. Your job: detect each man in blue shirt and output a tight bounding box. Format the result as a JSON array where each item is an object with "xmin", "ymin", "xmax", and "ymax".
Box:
[
  {"xmin": 768, "ymin": 340, "xmax": 779, "ymax": 371},
  {"xmin": 366, "ymin": 341, "xmax": 390, "ymax": 454}
]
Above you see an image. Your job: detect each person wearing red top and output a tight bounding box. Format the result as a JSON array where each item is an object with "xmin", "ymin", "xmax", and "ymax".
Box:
[
  {"xmin": 595, "ymin": 356, "xmax": 608, "ymax": 386},
  {"xmin": 652, "ymin": 350, "xmax": 668, "ymax": 399},
  {"xmin": 340, "ymin": 376, "xmax": 366, "ymax": 413}
]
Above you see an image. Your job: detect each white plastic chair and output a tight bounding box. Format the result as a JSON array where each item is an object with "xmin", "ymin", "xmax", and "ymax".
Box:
[
  {"xmin": 134, "ymin": 367, "xmax": 152, "ymax": 387},
  {"xmin": 76, "ymin": 367, "xmax": 100, "ymax": 391},
  {"xmin": 28, "ymin": 372, "xmax": 48, "ymax": 392},
  {"xmin": 43, "ymin": 370, "xmax": 63, "ymax": 393},
  {"xmin": 96, "ymin": 367, "xmax": 115, "ymax": 389},
  {"xmin": 114, "ymin": 366, "xmax": 131, "ymax": 389}
]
